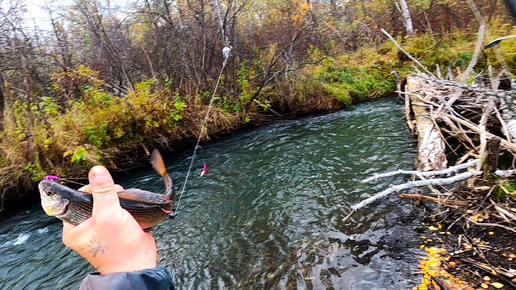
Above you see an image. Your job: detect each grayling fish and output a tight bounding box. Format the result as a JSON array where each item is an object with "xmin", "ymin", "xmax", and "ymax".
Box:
[{"xmin": 39, "ymin": 149, "xmax": 176, "ymax": 230}]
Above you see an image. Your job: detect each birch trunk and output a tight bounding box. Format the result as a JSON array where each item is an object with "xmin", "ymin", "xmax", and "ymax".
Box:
[
  {"xmin": 407, "ymin": 75, "xmax": 447, "ymax": 171},
  {"xmin": 398, "ymin": 0, "xmax": 414, "ymax": 35}
]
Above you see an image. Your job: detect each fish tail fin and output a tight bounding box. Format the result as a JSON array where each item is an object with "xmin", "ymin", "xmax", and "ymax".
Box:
[
  {"xmin": 151, "ymin": 149, "xmax": 176, "ymax": 199},
  {"xmin": 165, "ymin": 174, "xmax": 176, "ymax": 200}
]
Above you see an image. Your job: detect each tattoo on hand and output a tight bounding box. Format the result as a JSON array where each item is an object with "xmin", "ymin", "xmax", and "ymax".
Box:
[{"xmin": 88, "ymin": 238, "xmax": 105, "ymax": 257}]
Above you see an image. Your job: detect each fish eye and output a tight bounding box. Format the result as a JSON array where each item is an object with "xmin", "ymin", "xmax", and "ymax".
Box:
[{"xmin": 45, "ymin": 188, "xmax": 56, "ymax": 197}]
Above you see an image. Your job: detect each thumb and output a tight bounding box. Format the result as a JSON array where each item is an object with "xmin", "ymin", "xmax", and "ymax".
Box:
[{"xmin": 89, "ymin": 166, "xmax": 122, "ymax": 219}]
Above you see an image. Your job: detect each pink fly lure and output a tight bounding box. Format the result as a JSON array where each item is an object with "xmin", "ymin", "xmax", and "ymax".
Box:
[{"xmin": 200, "ymin": 163, "xmax": 207, "ymax": 177}]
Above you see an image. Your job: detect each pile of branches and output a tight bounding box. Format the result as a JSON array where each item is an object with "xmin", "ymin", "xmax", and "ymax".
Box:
[
  {"xmin": 403, "ymin": 74, "xmax": 516, "ymax": 288},
  {"xmin": 344, "ymin": 72, "xmax": 516, "ymax": 221},
  {"xmin": 406, "ymin": 74, "xmax": 516, "ymax": 164},
  {"xmin": 343, "ymin": 29, "xmax": 516, "ymax": 289},
  {"xmin": 346, "ymin": 74, "xmax": 516, "ymax": 288}
]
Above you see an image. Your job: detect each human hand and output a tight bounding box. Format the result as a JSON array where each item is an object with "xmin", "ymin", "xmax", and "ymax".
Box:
[{"xmin": 62, "ymin": 166, "xmax": 157, "ymax": 275}]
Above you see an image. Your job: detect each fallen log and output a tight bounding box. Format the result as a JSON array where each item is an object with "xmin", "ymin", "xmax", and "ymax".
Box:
[
  {"xmin": 407, "ymin": 75, "xmax": 447, "ymax": 171},
  {"xmin": 404, "ymin": 85, "xmax": 416, "ymax": 134}
]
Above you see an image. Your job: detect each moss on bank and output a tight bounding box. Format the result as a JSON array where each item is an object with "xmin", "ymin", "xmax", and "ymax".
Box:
[{"xmin": 2, "ymin": 27, "xmax": 516, "ymax": 210}]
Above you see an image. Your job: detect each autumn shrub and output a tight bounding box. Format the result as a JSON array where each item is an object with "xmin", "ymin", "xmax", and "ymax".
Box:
[
  {"xmin": 0, "ymin": 96, "xmax": 51, "ymax": 209},
  {"xmin": 48, "ymin": 78, "xmax": 191, "ymax": 164},
  {"xmin": 0, "ymin": 71, "xmax": 198, "ymax": 209},
  {"xmin": 3, "ymin": 19, "xmax": 516, "ymax": 211},
  {"xmin": 396, "ymin": 24, "xmax": 516, "ymax": 76}
]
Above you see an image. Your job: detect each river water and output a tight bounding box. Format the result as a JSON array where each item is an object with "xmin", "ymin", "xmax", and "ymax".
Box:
[{"xmin": 0, "ymin": 97, "xmax": 425, "ymax": 289}]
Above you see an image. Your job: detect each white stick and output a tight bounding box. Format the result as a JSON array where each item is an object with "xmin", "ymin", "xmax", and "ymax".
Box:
[
  {"xmin": 476, "ymin": 100, "xmax": 494, "ymax": 172},
  {"xmin": 459, "ymin": 25, "xmax": 486, "ymax": 83},
  {"xmin": 351, "ymin": 171, "xmax": 482, "ymax": 211},
  {"xmin": 494, "ymin": 169, "xmax": 516, "ymax": 176},
  {"xmin": 381, "ymin": 29, "xmax": 435, "ymax": 78},
  {"xmin": 361, "ymin": 159, "xmax": 479, "ymax": 183}
]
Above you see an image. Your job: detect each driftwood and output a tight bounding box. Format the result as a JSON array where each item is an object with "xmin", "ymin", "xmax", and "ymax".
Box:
[
  {"xmin": 404, "ymin": 90, "xmax": 416, "ymax": 134},
  {"xmin": 476, "ymin": 99, "xmax": 494, "ymax": 173},
  {"xmin": 343, "ymin": 168, "xmax": 483, "ymax": 222},
  {"xmin": 380, "ymin": 29, "xmax": 435, "ymax": 78},
  {"xmin": 467, "ymin": 218, "xmax": 516, "ymax": 234},
  {"xmin": 494, "ymin": 169, "xmax": 516, "ymax": 176},
  {"xmin": 483, "ymin": 138, "xmax": 501, "ymax": 178},
  {"xmin": 459, "ymin": 25, "xmax": 485, "ymax": 83},
  {"xmin": 392, "ymin": 71, "xmax": 403, "ymax": 103}
]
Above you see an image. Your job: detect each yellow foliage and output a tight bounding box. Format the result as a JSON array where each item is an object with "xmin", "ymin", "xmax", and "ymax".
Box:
[{"xmin": 414, "ymin": 248, "xmax": 476, "ymax": 290}]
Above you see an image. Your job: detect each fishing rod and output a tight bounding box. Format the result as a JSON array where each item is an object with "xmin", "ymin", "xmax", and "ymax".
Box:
[{"xmin": 172, "ymin": 46, "xmax": 232, "ymax": 218}]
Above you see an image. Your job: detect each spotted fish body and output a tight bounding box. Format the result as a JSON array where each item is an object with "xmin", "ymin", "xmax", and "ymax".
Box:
[{"xmin": 39, "ymin": 150, "xmax": 176, "ymax": 230}]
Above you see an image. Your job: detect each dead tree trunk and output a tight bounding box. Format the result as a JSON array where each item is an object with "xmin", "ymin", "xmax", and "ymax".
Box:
[{"xmin": 407, "ymin": 75, "xmax": 447, "ymax": 171}]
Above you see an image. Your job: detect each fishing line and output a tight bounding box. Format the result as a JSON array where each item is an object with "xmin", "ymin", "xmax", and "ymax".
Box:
[
  {"xmin": 196, "ymin": 145, "xmax": 208, "ymax": 177},
  {"xmin": 46, "ymin": 176, "xmax": 87, "ymax": 188},
  {"xmin": 60, "ymin": 179, "xmax": 87, "ymax": 187},
  {"xmin": 197, "ymin": 145, "xmax": 206, "ymax": 164},
  {"xmin": 173, "ymin": 56, "xmax": 229, "ymax": 216}
]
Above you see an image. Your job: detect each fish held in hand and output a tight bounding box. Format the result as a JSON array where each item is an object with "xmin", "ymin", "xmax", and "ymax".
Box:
[{"xmin": 39, "ymin": 149, "xmax": 176, "ymax": 230}]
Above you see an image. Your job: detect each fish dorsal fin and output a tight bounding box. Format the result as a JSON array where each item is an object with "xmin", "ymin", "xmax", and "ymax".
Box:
[
  {"xmin": 151, "ymin": 149, "xmax": 167, "ymax": 177},
  {"xmin": 118, "ymin": 188, "xmax": 171, "ymax": 205},
  {"xmin": 151, "ymin": 149, "xmax": 176, "ymax": 199}
]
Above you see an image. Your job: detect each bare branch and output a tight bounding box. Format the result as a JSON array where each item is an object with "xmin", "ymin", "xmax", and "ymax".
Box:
[{"xmin": 361, "ymin": 159, "xmax": 479, "ymax": 183}]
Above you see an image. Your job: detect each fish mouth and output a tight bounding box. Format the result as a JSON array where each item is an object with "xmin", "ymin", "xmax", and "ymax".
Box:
[
  {"xmin": 41, "ymin": 199, "xmax": 69, "ymax": 217},
  {"xmin": 54, "ymin": 203, "xmax": 69, "ymax": 217}
]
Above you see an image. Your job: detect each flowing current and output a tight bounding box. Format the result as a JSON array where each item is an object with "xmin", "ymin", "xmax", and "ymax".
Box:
[{"xmin": 0, "ymin": 97, "xmax": 426, "ymax": 289}]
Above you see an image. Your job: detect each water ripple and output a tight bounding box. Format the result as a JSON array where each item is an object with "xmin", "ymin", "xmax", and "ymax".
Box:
[{"xmin": 0, "ymin": 97, "xmax": 422, "ymax": 289}]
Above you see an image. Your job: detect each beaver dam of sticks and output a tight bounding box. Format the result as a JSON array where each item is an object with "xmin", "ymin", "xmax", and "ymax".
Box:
[
  {"xmin": 401, "ymin": 73, "xmax": 516, "ymax": 290},
  {"xmin": 343, "ymin": 69, "xmax": 516, "ymax": 287}
]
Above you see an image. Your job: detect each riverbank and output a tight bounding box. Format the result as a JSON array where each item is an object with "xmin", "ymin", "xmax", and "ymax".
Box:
[{"xmin": 1, "ymin": 26, "xmax": 516, "ymax": 211}]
